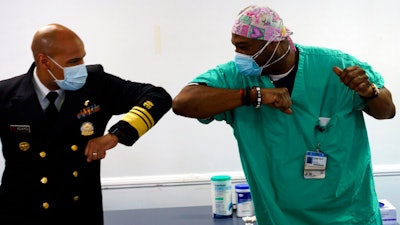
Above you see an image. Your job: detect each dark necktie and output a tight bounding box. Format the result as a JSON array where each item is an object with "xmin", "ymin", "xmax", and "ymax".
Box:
[{"xmin": 45, "ymin": 92, "xmax": 59, "ymax": 124}]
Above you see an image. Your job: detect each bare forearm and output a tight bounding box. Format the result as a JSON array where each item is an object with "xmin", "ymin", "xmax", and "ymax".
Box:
[
  {"xmin": 172, "ymin": 85, "xmax": 242, "ymax": 118},
  {"xmin": 363, "ymin": 87, "xmax": 396, "ymax": 119}
]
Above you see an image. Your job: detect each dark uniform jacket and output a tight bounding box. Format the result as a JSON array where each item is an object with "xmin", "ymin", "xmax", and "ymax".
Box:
[{"xmin": 0, "ymin": 63, "xmax": 172, "ymax": 225}]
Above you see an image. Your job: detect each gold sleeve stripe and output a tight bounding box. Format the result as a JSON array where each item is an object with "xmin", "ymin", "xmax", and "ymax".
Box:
[{"xmin": 121, "ymin": 106, "xmax": 155, "ymax": 137}]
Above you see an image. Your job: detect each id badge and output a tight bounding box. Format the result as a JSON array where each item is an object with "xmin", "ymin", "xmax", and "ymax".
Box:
[{"xmin": 304, "ymin": 151, "xmax": 327, "ymax": 179}]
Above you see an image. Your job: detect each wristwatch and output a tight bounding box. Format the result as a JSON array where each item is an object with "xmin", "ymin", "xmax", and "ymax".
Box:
[{"xmin": 361, "ymin": 83, "xmax": 379, "ymax": 99}]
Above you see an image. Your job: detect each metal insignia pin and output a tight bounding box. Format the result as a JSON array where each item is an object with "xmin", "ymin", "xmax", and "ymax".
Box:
[
  {"xmin": 80, "ymin": 122, "xmax": 94, "ymax": 136},
  {"xmin": 19, "ymin": 142, "xmax": 30, "ymax": 151}
]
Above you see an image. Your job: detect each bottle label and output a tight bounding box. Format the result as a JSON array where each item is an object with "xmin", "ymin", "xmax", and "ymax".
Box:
[
  {"xmin": 211, "ymin": 182, "xmax": 232, "ymax": 217},
  {"xmin": 236, "ymin": 191, "xmax": 254, "ymax": 217}
]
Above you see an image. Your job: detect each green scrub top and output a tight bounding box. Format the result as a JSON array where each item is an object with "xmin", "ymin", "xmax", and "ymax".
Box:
[{"xmin": 191, "ymin": 44, "xmax": 384, "ymax": 225}]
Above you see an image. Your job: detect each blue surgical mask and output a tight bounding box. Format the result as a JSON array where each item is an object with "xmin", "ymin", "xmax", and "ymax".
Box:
[
  {"xmin": 234, "ymin": 34, "xmax": 290, "ymax": 76},
  {"xmin": 47, "ymin": 56, "xmax": 88, "ymax": 91},
  {"xmin": 234, "ymin": 52, "xmax": 263, "ymax": 76}
]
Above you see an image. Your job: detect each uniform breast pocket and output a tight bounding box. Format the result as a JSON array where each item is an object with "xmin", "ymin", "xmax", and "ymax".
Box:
[
  {"xmin": 5, "ymin": 125, "xmax": 35, "ymax": 157},
  {"xmin": 314, "ymin": 116, "xmax": 338, "ymax": 151}
]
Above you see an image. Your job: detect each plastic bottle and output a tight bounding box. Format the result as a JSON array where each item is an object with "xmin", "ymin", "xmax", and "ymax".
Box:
[
  {"xmin": 235, "ymin": 183, "xmax": 254, "ymax": 217},
  {"xmin": 211, "ymin": 175, "xmax": 232, "ymax": 218}
]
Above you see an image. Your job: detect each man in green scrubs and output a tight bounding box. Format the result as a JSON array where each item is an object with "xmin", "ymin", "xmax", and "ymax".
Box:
[{"xmin": 172, "ymin": 5, "xmax": 396, "ymax": 225}]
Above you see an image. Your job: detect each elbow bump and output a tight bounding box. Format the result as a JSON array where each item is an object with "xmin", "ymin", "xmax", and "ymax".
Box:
[{"xmin": 172, "ymin": 97, "xmax": 184, "ymax": 116}]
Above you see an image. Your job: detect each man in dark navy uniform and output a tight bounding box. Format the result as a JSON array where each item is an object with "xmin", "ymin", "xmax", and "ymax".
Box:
[{"xmin": 0, "ymin": 23, "xmax": 172, "ymax": 225}]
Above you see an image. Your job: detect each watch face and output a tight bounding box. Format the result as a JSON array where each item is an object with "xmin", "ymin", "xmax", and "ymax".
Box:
[
  {"xmin": 371, "ymin": 83, "xmax": 379, "ymax": 95},
  {"xmin": 371, "ymin": 83, "xmax": 379, "ymax": 97},
  {"xmin": 362, "ymin": 83, "xmax": 379, "ymax": 99}
]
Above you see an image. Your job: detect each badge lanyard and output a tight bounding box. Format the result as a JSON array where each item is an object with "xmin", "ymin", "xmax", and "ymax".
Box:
[{"xmin": 304, "ymin": 123, "xmax": 329, "ymax": 179}]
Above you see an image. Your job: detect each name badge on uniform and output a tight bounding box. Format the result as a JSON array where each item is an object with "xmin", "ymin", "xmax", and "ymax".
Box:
[
  {"xmin": 10, "ymin": 125, "xmax": 31, "ymax": 133},
  {"xmin": 304, "ymin": 151, "xmax": 327, "ymax": 179}
]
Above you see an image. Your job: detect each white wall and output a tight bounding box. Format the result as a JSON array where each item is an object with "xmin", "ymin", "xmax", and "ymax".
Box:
[
  {"xmin": 100, "ymin": 167, "xmax": 400, "ymax": 211},
  {"xmin": 0, "ymin": 0, "xmax": 399, "ymax": 211}
]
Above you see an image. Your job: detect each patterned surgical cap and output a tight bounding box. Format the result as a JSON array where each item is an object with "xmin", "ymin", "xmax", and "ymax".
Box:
[{"xmin": 232, "ymin": 5, "xmax": 293, "ymax": 42}]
